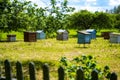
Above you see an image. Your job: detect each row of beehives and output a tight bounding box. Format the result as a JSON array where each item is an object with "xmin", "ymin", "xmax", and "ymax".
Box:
[
  {"xmin": 77, "ymin": 30, "xmax": 120, "ymax": 44},
  {"xmin": 7, "ymin": 30, "xmax": 67, "ymax": 42},
  {"xmin": 7, "ymin": 29, "xmax": 96, "ymax": 42},
  {"xmin": 24, "ymin": 29, "xmax": 69, "ymax": 42},
  {"xmin": 7, "ymin": 30, "xmax": 45, "ymax": 42},
  {"xmin": 7, "ymin": 29, "xmax": 120, "ymax": 44}
]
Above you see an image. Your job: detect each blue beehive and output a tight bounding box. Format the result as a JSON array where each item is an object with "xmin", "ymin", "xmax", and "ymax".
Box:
[
  {"xmin": 7, "ymin": 34, "xmax": 16, "ymax": 42},
  {"xmin": 36, "ymin": 30, "xmax": 46, "ymax": 39},
  {"xmin": 77, "ymin": 31, "xmax": 91, "ymax": 44},
  {"xmin": 86, "ymin": 29, "xmax": 96, "ymax": 39}
]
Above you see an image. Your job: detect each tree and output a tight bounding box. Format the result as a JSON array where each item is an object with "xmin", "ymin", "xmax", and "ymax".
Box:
[
  {"xmin": 93, "ymin": 12, "xmax": 113, "ymax": 30},
  {"xmin": 8, "ymin": 0, "xmax": 34, "ymax": 32},
  {"xmin": 35, "ymin": 7, "xmax": 46, "ymax": 31},
  {"xmin": 67, "ymin": 10, "xmax": 94, "ymax": 30},
  {"xmin": 114, "ymin": 14, "xmax": 120, "ymax": 31},
  {"xmin": 0, "ymin": 0, "xmax": 11, "ymax": 32},
  {"xmin": 0, "ymin": 0, "xmax": 36, "ymax": 32},
  {"xmin": 110, "ymin": 5, "xmax": 120, "ymax": 14},
  {"xmin": 25, "ymin": 2, "xmax": 38, "ymax": 31},
  {"xmin": 44, "ymin": 0, "xmax": 74, "ymax": 37},
  {"xmin": 0, "ymin": 0, "xmax": 74, "ymax": 38}
]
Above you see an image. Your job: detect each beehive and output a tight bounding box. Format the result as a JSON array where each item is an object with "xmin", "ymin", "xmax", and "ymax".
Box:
[
  {"xmin": 24, "ymin": 31, "xmax": 37, "ymax": 42},
  {"xmin": 56, "ymin": 29, "xmax": 68, "ymax": 40},
  {"xmin": 36, "ymin": 30, "xmax": 46, "ymax": 39},
  {"xmin": 86, "ymin": 29, "xmax": 96, "ymax": 39},
  {"xmin": 7, "ymin": 34, "xmax": 16, "ymax": 42},
  {"xmin": 101, "ymin": 31, "xmax": 112, "ymax": 39},
  {"xmin": 110, "ymin": 33, "xmax": 120, "ymax": 43},
  {"xmin": 77, "ymin": 31, "xmax": 91, "ymax": 44}
]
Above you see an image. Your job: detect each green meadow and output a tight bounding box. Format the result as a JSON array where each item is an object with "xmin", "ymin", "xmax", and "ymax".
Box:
[{"xmin": 0, "ymin": 30, "xmax": 120, "ymax": 80}]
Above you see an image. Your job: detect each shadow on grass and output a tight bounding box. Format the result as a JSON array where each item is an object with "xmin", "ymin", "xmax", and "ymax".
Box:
[
  {"xmin": 109, "ymin": 43, "xmax": 120, "ymax": 47},
  {"xmin": 0, "ymin": 40, "xmax": 8, "ymax": 42},
  {"xmin": 0, "ymin": 39, "xmax": 24, "ymax": 43},
  {"xmin": 75, "ymin": 44, "xmax": 90, "ymax": 49}
]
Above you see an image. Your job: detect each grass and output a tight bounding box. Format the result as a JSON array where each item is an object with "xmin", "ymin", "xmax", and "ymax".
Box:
[{"xmin": 0, "ymin": 30, "xmax": 120, "ymax": 79}]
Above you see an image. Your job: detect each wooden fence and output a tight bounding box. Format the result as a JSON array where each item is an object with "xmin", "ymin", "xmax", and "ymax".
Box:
[{"xmin": 0, "ymin": 60, "xmax": 118, "ymax": 80}]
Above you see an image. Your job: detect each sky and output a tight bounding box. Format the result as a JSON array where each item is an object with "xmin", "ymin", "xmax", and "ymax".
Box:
[{"xmin": 26, "ymin": 0, "xmax": 120, "ymax": 12}]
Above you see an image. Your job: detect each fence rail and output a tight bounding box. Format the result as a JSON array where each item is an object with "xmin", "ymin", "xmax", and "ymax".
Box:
[{"xmin": 0, "ymin": 60, "xmax": 118, "ymax": 80}]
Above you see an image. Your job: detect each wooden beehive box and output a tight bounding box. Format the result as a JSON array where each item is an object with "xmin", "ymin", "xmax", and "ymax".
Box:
[
  {"xmin": 56, "ymin": 29, "xmax": 68, "ymax": 40},
  {"xmin": 24, "ymin": 31, "xmax": 37, "ymax": 42},
  {"xmin": 36, "ymin": 30, "xmax": 46, "ymax": 39},
  {"xmin": 7, "ymin": 34, "xmax": 16, "ymax": 42},
  {"xmin": 77, "ymin": 31, "xmax": 91, "ymax": 44},
  {"xmin": 110, "ymin": 33, "xmax": 120, "ymax": 43},
  {"xmin": 86, "ymin": 29, "xmax": 96, "ymax": 39},
  {"xmin": 101, "ymin": 31, "xmax": 112, "ymax": 39}
]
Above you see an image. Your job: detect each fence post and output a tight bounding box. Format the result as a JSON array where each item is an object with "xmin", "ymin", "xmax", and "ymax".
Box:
[
  {"xmin": 4, "ymin": 60, "xmax": 12, "ymax": 80},
  {"xmin": 29, "ymin": 62, "xmax": 36, "ymax": 80},
  {"xmin": 91, "ymin": 69, "xmax": 98, "ymax": 80},
  {"xmin": 58, "ymin": 66, "xmax": 64, "ymax": 80},
  {"xmin": 42, "ymin": 63, "xmax": 50, "ymax": 80},
  {"xmin": 110, "ymin": 72, "xmax": 117, "ymax": 80},
  {"xmin": 0, "ymin": 61, "xmax": 2, "ymax": 77},
  {"xmin": 16, "ymin": 61, "xmax": 24, "ymax": 80},
  {"xmin": 76, "ymin": 67, "xmax": 84, "ymax": 80}
]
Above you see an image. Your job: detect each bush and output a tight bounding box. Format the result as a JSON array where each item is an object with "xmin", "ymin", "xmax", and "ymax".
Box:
[{"xmin": 59, "ymin": 55, "xmax": 111, "ymax": 80}]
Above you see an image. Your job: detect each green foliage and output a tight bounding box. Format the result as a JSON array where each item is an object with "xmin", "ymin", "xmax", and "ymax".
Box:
[
  {"xmin": 59, "ymin": 55, "xmax": 111, "ymax": 80},
  {"xmin": 0, "ymin": 0, "xmax": 34, "ymax": 32},
  {"xmin": 93, "ymin": 12, "xmax": 113, "ymax": 29},
  {"xmin": 67, "ymin": 10, "xmax": 94, "ymax": 29},
  {"xmin": 114, "ymin": 14, "xmax": 120, "ymax": 31},
  {"xmin": 44, "ymin": 0, "xmax": 74, "ymax": 37},
  {"xmin": 67, "ymin": 11, "xmax": 114, "ymax": 30}
]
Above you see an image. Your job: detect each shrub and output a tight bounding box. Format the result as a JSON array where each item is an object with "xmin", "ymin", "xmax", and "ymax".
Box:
[{"xmin": 59, "ymin": 55, "xmax": 111, "ymax": 80}]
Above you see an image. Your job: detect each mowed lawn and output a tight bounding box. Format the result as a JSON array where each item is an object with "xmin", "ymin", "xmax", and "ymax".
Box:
[{"xmin": 0, "ymin": 37, "xmax": 120, "ymax": 79}]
